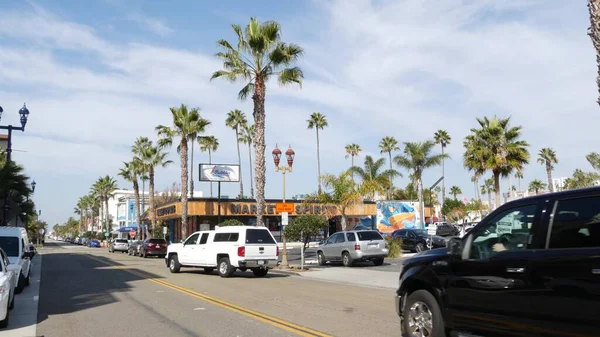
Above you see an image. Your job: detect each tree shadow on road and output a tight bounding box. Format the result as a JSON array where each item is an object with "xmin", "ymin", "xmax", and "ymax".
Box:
[{"xmin": 35, "ymin": 252, "xmax": 165, "ymax": 328}]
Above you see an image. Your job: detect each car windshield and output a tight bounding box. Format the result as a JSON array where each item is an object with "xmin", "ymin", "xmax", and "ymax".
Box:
[
  {"xmin": 0, "ymin": 237, "xmax": 20, "ymax": 256},
  {"xmin": 149, "ymin": 239, "xmax": 166, "ymax": 244},
  {"xmin": 116, "ymin": 239, "xmax": 128, "ymax": 243},
  {"xmin": 413, "ymin": 229, "xmax": 428, "ymax": 236}
]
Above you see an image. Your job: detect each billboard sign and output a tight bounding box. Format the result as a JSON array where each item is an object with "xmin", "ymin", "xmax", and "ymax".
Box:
[
  {"xmin": 199, "ymin": 164, "xmax": 240, "ymax": 182},
  {"xmin": 376, "ymin": 201, "xmax": 421, "ymax": 233}
]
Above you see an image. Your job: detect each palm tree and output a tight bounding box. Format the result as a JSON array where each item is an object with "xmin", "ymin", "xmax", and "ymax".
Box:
[
  {"xmin": 564, "ymin": 168, "xmax": 600, "ymax": 189},
  {"xmin": 307, "ymin": 112, "xmax": 328, "ymax": 194},
  {"xmin": 345, "ymin": 143, "xmax": 362, "ymax": 173},
  {"xmin": 199, "ymin": 136, "xmax": 219, "ymax": 197},
  {"xmin": 211, "ymin": 18, "xmax": 304, "ymax": 226},
  {"xmin": 156, "ymin": 104, "xmax": 211, "ymax": 240},
  {"xmin": 119, "ymin": 159, "xmax": 143, "ymax": 240},
  {"xmin": 537, "ymin": 148, "xmax": 558, "ymax": 193},
  {"xmin": 588, "ymin": 0, "xmax": 600, "ymax": 106},
  {"xmin": 238, "ymin": 124, "xmax": 255, "ymax": 198},
  {"xmin": 528, "ymin": 179, "xmax": 546, "ymax": 194},
  {"xmin": 0, "ymin": 161, "xmax": 33, "ymax": 225},
  {"xmin": 91, "ymin": 175, "xmax": 117, "ymax": 235},
  {"xmin": 75, "ymin": 197, "xmax": 85, "ymax": 235},
  {"xmin": 586, "ymin": 152, "xmax": 600, "ymax": 171},
  {"xmin": 349, "ymin": 155, "xmax": 399, "ymax": 200},
  {"xmin": 514, "ymin": 169, "xmax": 524, "ymax": 190},
  {"xmin": 449, "ymin": 186, "xmax": 462, "ymax": 200},
  {"xmin": 379, "ymin": 136, "xmax": 400, "ymax": 199},
  {"xmin": 463, "ymin": 116, "xmax": 530, "ymax": 209},
  {"xmin": 394, "ymin": 141, "xmax": 448, "ymax": 228},
  {"xmin": 434, "ymin": 130, "xmax": 451, "ymax": 206},
  {"xmin": 471, "ymin": 174, "xmax": 481, "ymax": 201},
  {"xmin": 225, "ymin": 110, "xmax": 248, "ymax": 198},
  {"xmin": 481, "ymin": 178, "xmax": 495, "ymax": 212},
  {"xmin": 139, "ymin": 143, "xmax": 172, "ymax": 232},
  {"xmin": 318, "ymin": 170, "xmax": 364, "ymax": 231}
]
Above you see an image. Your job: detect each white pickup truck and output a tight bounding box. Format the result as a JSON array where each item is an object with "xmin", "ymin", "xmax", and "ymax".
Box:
[{"xmin": 165, "ymin": 226, "xmax": 279, "ymax": 278}]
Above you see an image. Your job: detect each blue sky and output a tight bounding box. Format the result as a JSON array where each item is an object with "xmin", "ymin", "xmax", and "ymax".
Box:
[{"xmin": 1, "ymin": 0, "xmax": 599, "ymax": 227}]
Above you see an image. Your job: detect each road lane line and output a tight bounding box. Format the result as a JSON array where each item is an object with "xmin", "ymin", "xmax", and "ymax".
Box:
[{"xmin": 84, "ymin": 254, "xmax": 331, "ymax": 337}]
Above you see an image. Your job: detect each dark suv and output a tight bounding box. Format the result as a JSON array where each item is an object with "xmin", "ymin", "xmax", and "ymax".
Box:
[
  {"xmin": 395, "ymin": 187, "xmax": 600, "ymax": 337},
  {"xmin": 139, "ymin": 238, "xmax": 167, "ymax": 258}
]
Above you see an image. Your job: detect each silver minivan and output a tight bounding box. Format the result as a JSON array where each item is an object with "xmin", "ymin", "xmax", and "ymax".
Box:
[{"xmin": 316, "ymin": 230, "xmax": 388, "ymax": 267}]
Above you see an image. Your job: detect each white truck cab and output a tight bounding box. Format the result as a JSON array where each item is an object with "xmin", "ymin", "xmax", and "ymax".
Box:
[
  {"xmin": 166, "ymin": 226, "xmax": 279, "ymax": 278},
  {"xmin": 0, "ymin": 227, "xmax": 33, "ymax": 293}
]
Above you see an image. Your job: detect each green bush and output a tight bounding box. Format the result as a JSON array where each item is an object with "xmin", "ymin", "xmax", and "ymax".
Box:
[
  {"xmin": 219, "ymin": 219, "xmax": 245, "ymax": 227},
  {"xmin": 284, "ymin": 215, "xmax": 328, "ymax": 249},
  {"xmin": 385, "ymin": 236, "xmax": 403, "ymax": 258}
]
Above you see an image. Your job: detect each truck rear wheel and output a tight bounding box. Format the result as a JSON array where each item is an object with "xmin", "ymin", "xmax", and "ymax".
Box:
[
  {"xmin": 218, "ymin": 258, "xmax": 234, "ymax": 278},
  {"xmin": 168, "ymin": 255, "xmax": 181, "ymax": 273}
]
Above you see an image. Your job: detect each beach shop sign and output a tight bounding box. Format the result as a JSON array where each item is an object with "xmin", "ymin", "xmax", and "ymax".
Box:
[{"xmin": 199, "ymin": 164, "xmax": 240, "ymax": 182}]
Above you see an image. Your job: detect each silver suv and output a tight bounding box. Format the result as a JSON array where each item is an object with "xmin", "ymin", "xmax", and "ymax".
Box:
[
  {"xmin": 109, "ymin": 239, "xmax": 129, "ymax": 253},
  {"xmin": 317, "ymin": 230, "xmax": 388, "ymax": 267}
]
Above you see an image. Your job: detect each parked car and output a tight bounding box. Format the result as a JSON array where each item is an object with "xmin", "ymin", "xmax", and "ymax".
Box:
[
  {"xmin": 139, "ymin": 238, "xmax": 167, "ymax": 258},
  {"xmin": 88, "ymin": 240, "xmax": 100, "ymax": 248},
  {"xmin": 109, "ymin": 239, "xmax": 129, "ymax": 253},
  {"xmin": 391, "ymin": 229, "xmax": 446, "ymax": 252},
  {"xmin": 127, "ymin": 240, "xmax": 143, "ymax": 256},
  {"xmin": 435, "ymin": 223, "xmax": 460, "ymax": 237},
  {"xmin": 394, "ymin": 186, "xmax": 600, "ymax": 337},
  {"xmin": 166, "ymin": 226, "xmax": 279, "ymax": 278},
  {"xmin": 316, "ymin": 230, "xmax": 388, "ymax": 267},
  {"xmin": 0, "ymin": 227, "xmax": 33, "ymax": 293},
  {"xmin": 0, "ymin": 248, "xmax": 16, "ymax": 328}
]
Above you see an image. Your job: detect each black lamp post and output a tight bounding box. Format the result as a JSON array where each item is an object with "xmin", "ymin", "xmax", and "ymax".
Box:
[
  {"xmin": 272, "ymin": 144, "xmax": 295, "ymax": 268},
  {"xmin": 1, "ymin": 103, "xmax": 30, "ymax": 226}
]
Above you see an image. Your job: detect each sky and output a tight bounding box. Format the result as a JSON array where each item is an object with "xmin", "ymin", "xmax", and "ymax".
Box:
[{"xmin": 0, "ymin": 0, "xmax": 599, "ymax": 227}]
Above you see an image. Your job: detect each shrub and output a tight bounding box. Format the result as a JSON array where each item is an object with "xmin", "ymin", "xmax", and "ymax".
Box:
[
  {"xmin": 385, "ymin": 236, "xmax": 403, "ymax": 258},
  {"xmin": 219, "ymin": 219, "xmax": 245, "ymax": 227},
  {"xmin": 284, "ymin": 215, "xmax": 328, "ymax": 249}
]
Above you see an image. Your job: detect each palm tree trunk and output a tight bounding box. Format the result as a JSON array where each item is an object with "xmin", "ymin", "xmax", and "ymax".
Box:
[
  {"xmin": 417, "ymin": 178, "xmax": 425, "ymax": 229},
  {"xmin": 487, "ymin": 190, "xmax": 492, "ymax": 213},
  {"xmin": 105, "ymin": 198, "xmax": 110, "ymax": 237},
  {"xmin": 493, "ymin": 171, "xmax": 501, "ymax": 209},
  {"xmin": 180, "ymin": 138, "xmax": 189, "ymax": 239},
  {"xmin": 208, "ymin": 149, "xmax": 213, "ymax": 198},
  {"xmin": 248, "ymin": 142, "xmax": 254, "ymax": 198},
  {"xmin": 190, "ymin": 140, "xmax": 195, "ymax": 198},
  {"xmin": 441, "ymin": 145, "xmax": 446, "ymax": 207},
  {"xmin": 149, "ymin": 166, "xmax": 156, "ymax": 234},
  {"xmin": 546, "ymin": 163, "xmax": 554, "ymax": 193},
  {"xmin": 235, "ymin": 128, "xmax": 244, "ymax": 198},
  {"xmin": 340, "ymin": 207, "xmax": 347, "ymax": 231},
  {"xmin": 316, "ymin": 128, "xmax": 322, "ymax": 194},
  {"xmin": 133, "ymin": 179, "xmax": 142, "ymax": 241},
  {"xmin": 388, "ymin": 151, "xmax": 393, "ymax": 199},
  {"xmin": 252, "ymin": 77, "xmax": 266, "ymax": 227}
]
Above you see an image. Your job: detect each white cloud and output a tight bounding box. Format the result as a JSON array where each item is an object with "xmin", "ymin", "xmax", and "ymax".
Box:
[
  {"xmin": 1, "ymin": 1, "xmax": 598, "ymax": 225},
  {"xmin": 127, "ymin": 14, "xmax": 173, "ymax": 37}
]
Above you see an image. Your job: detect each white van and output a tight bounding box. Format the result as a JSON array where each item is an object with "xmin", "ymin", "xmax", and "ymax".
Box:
[{"xmin": 0, "ymin": 228, "xmax": 34, "ymax": 293}]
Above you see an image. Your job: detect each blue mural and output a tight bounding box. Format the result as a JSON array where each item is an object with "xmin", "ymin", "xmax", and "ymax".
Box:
[{"xmin": 376, "ymin": 201, "xmax": 421, "ymax": 233}]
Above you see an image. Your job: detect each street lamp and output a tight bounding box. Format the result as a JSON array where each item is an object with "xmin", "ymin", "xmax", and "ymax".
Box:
[
  {"xmin": 1, "ymin": 103, "xmax": 31, "ymax": 226},
  {"xmin": 272, "ymin": 144, "xmax": 295, "ymax": 268}
]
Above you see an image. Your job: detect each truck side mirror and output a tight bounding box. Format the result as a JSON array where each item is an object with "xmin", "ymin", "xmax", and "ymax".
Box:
[{"xmin": 447, "ymin": 237, "xmax": 463, "ymax": 257}]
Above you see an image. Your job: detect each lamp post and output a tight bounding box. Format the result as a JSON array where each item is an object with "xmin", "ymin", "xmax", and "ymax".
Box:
[
  {"xmin": 272, "ymin": 144, "xmax": 295, "ymax": 268},
  {"xmin": 1, "ymin": 103, "xmax": 31, "ymax": 226},
  {"xmin": 37, "ymin": 209, "xmax": 42, "ymax": 247}
]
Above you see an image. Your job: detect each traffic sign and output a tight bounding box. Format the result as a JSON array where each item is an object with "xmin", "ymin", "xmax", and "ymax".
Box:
[
  {"xmin": 276, "ymin": 203, "xmax": 294, "ymax": 213},
  {"xmin": 104, "ymin": 233, "xmax": 110, "ymax": 237},
  {"xmin": 163, "ymin": 226, "xmax": 168, "ymax": 234},
  {"xmin": 129, "ymin": 230, "xmax": 136, "ymax": 238},
  {"xmin": 281, "ymin": 212, "xmax": 289, "ymax": 226}
]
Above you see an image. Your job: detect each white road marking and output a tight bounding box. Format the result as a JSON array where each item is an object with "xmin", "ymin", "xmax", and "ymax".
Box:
[
  {"xmin": 156, "ymin": 290, "xmax": 164, "ymax": 293},
  {"xmin": 193, "ymin": 307, "xmax": 205, "ymax": 311}
]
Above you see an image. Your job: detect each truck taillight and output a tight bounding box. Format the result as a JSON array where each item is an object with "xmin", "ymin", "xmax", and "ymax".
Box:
[
  {"xmin": 354, "ymin": 244, "xmax": 361, "ymax": 251},
  {"xmin": 237, "ymin": 246, "xmax": 245, "ymax": 257},
  {"xmin": 276, "ymin": 246, "xmax": 280, "ymax": 256}
]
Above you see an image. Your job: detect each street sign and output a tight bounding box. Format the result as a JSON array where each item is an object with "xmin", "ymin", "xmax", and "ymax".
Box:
[
  {"xmin": 129, "ymin": 230, "xmax": 136, "ymax": 238},
  {"xmin": 38, "ymin": 228, "xmax": 44, "ymax": 235},
  {"xmin": 104, "ymin": 233, "xmax": 110, "ymax": 237},
  {"xmin": 281, "ymin": 212, "xmax": 289, "ymax": 226},
  {"xmin": 163, "ymin": 226, "xmax": 168, "ymax": 234},
  {"xmin": 276, "ymin": 203, "xmax": 294, "ymax": 213}
]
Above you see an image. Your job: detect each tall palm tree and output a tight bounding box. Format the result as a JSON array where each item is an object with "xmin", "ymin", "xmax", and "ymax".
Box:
[
  {"xmin": 91, "ymin": 175, "xmax": 117, "ymax": 235},
  {"xmin": 349, "ymin": 155, "xmax": 399, "ymax": 200},
  {"xmin": 394, "ymin": 141, "xmax": 448, "ymax": 228},
  {"xmin": 238, "ymin": 124, "xmax": 255, "ymax": 198},
  {"xmin": 586, "ymin": 152, "xmax": 600, "ymax": 171},
  {"xmin": 471, "ymin": 174, "xmax": 481, "ymax": 201},
  {"xmin": 514, "ymin": 169, "xmax": 524, "ymax": 191},
  {"xmin": 345, "ymin": 143, "xmax": 362, "ymax": 169},
  {"xmin": 481, "ymin": 178, "xmax": 495, "ymax": 212},
  {"xmin": 318, "ymin": 170, "xmax": 364, "ymax": 231},
  {"xmin": 119, "ymin": 159, "xmax": 143, "ymax": 240},
  {"xmin": 528, "ymin": 179, "xmax": 546, "ymax": 194},
  {"xmin": 199, "ymin": 136, "xmax": 219, "ymax": 197},
  {"xmin": 379, "ymin": 136, "xmax": 400, "ymax": 199},
  {"xmin": 307, "ymin": 112, "xmax": 328, "ymax": 194},
  {"xmin": 211, "ymin": 17, "xmax": 304, "ymax": 226},
  {"xmin": 75, "ymin": 197, "xmax": 85, "ymax": 235},
  {"xmin": 434, "ymin": 130, "xmax": 451, "ymax": 206},
  {"xmin": 588, "ymin": 0, "xmax": 600, "ymax": 106},
  {"xmin": 449, "ymin": 186, "xmax": 462, "ymax": 200},
  {"xmin": 226, "ymin": 109, "xmax": 247, "ymax": 198},
  {"xmin": 139, "ymin": 143, "xmax": 172, "ymax": 232},
  {"xmin": 156, "ymin": 104, "xmax": 211, "ymax": 240},
  {"xmin": 537, "ymin": 148, "xmax": 558, "ymax": 193},
  {"xmin": 0, "ymin": 161, "xmax": 33, "ymax": 225},
  {"xmin": 463, "ymin": 116, "xmax": 530, "ymax": 209}
]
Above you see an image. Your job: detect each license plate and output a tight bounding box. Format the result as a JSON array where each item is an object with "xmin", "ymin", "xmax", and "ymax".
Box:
[
  {"xmin": 368, "ymin": 244, "xmax": 378, "ymax": 249},
  {"xmin": 258, "ymin": 260, "xmax": 264, "ymax": 265}
]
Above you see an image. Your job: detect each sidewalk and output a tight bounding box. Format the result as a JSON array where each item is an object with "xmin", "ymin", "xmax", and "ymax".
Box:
[
  {"xmin": 293, "ymin": 267, "xmax": 399, "ymax": 290},
  {"xmin": 277, "ymin": 242, "xmax": 319, "ymax": 249},
  {"xmin": 0, "ymin": 254, "xmax": 42, "ymax": 336}
]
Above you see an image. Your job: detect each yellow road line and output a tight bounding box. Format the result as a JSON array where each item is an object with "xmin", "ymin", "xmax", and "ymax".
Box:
[{"xmin": 85, "ymin": 254, "xmax": 332, "ymax": 337}]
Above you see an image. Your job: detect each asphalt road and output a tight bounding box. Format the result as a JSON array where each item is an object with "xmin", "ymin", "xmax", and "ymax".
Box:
[{"xmin": 37, "ymin": 241, "xmax": 399, "ymax": 337}]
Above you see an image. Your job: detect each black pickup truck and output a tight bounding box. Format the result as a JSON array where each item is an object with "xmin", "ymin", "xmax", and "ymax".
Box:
[{"xmin": 395, "ymin": 187, "xmax": 600, "ymax": 337}]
